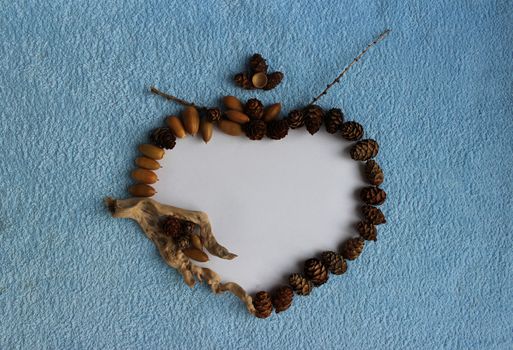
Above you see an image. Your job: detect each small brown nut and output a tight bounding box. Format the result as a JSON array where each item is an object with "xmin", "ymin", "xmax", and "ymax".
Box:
[
  {"xmin": 131, "ymin": 168, "xmax": 158, "ymax": 184},
  {"xmin": 182, "ymin": 247, "xmax": 209, "ymax": 262},
  {"xmin": 182, "ymin": 106, "xmax": 200, "ymax": 136},
  {"xmin": 135, "ymin": 157, "xmax": 160, "ymax": 170},
  {"xmin": 224, "ymin": 110, "xmax": 250, "ymax": 124},
  {"xmin": 222, "ymin": 96, "xmax": 244, "ymax": 111},
  {"xmin": 200, "ymin": 119, "xmax": 213, "ymax": 143},
  {"xmin": 128, "ymin": 184, "xmax": 156, "ymax": 197},
  {"xmin": 166, "ymin": 115, "xmax": 186, "ymax": 138},
  {"xmin": 138, "ymin": 144, "xmax": 164, "ymax": 160},
  {"xmin": 251, "ymin": 72, "xmax": 268, "ymax": 89},
  {"xmin": 218, "ymin": 120, "xmax": 242, "ymax": 136},
  {"xmin": 263, "ymin": 103, "xmax": 282, "ymax": 122},
  {"xmin": 191, "ymin": 235, "xmax": 202, "ymax": 250}
]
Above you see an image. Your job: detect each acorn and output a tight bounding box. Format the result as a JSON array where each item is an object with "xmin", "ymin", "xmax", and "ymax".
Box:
[
  {"xmin": 128, "ymin": 184, "xmax": 156, "ymax": 197},
  {"xmin": 218, "ymin": 120, "xmax": 242, "ymax": 136},
  {"xmin": 135, "ymin": 157, "xmax": 160, "ymax": 170},
  {"xmin": 263, "ymin": 103, "xmax": 281, "ymax": 122},
  {"xmin": 182, "ymin": 247, "xmax": 209, "ymax": 262},
  {"xmin": 224, "ymin": 110, "xmax": 250, "ymax": 124},
  {"xmin": 131, "ymin": 168, "xmax": 158, "ymax": 184},
  {"xmin": 200, "ymin": 119, "xmax": 214, "ymax": 143},
  {"xmin": 222, "ymin": 96, "xmax": 244, "ymax": 112},
  {"xmin": 166, "ymin": 116, "xmax": 187, "ymax": 138},
  {"xmin": 138, "ymin": 144, "xmax": 164, "ymax": 160},
  {"xmin": 182, "ymin": 106, "xmax": 200, "ymax": 135}
]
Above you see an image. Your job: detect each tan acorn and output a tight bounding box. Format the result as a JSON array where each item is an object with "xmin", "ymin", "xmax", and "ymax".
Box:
[
  {"xmin": 182, "ymin": 106, "xmax": 200, "ymax": 135},
  {"xmin": 138, "ymin": 144, "xmax": 164, "ymax": 160},
  {"xmin": 263, "ymin": 103, "xmax": 281, "ymax": 122},
  {"xmin": 182, "ymin": 247, "xmax": 209, "ymax": 262},
  {"xmin": 131, "ymin": 168, "xmax": 158, "ymax": 184},
  {"xmin": 222, "ymin": 96, "xmax": 244, "ymax": 112},
  {"xmin": 166, "ymin": 115, "xmax": 187, "ymax": 138},
  {"xmin": 224, "ymin": 110, "xmax": 250, "ymax": 124},
  {"xmin": 200, "ymin": 119, "xmax": 214, "ymax": 143},
  {"xmin": 135, "ymin": 157, "xmax": 160, "ymax": 170},
  {"xmin": 190, "ymin": 235, "xmax": 203, "ymax": 250},
  {"xmin": 218, "ymin": 120, "xmax": 243, "ymax": 136},
  {"xmin": 128, "ymin": 184, "xmax": 156, "ymax": 197}
]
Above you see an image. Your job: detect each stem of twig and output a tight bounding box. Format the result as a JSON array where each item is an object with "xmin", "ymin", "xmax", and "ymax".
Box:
[
  {"xmin": 150, "ymin": 86, "xmax": 206, "ymax": 109},
  {"xmin": 308, "ymin": 29, "xmax": 391, "ymax": 106}
]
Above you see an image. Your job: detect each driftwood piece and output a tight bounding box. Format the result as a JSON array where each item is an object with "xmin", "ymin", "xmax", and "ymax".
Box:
[{"xmin": 104, "ymin": 197, "xmax": 255, "ymax": 315}]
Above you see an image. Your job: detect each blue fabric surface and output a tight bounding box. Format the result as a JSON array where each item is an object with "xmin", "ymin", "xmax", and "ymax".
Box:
[{"xmin": 1, "ymin": 1, "xmax": 512, "ymax": 349}]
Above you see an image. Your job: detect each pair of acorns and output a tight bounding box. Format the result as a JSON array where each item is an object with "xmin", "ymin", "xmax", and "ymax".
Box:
[{"xmin": 234, "ymin": 53, "xmax": 284, "ymax": 90}]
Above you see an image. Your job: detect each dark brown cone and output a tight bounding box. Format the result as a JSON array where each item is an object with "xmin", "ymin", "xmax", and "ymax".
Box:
[
  {"xmin": 304, "ymin": 258, "xmax": 329, "ymax": 286},
  {"xmin": 360, "ymin": 186, "xmax": 387, "ymax": 205},
  {"xmin": 303, "ymin": 105, "xmax": 324, "ymax": 135},
  {"xmin": 205, "ymin": 108, "xmax": 221, "ymax": 123},
  {"xmin": 249, "ymin": 54, "xmax": 268, "ymax": 74},
  {"xmin": 288, "ymin": 273, "xmax": 312, "ymax": 296},
  {"xmin": 245, "ymin": 98, "xmax": 264, "ymax": 119},
  {"xmin": 150, "ymin": 127, "xmax": 176, "ymax": 150},
  {"xmin": 320, "ymin": 251, "xmax": 347, "ymax": 275},
  {"xmin": 161, "ymin": 216, "xmax": 182, "ymax": 238},
  {"xmin": 271, "ymin": 286, "xmax": 293, "ymax": 313},
  {"xmin": 234, "ymin": 72, "xmax": 253, "ymax": 89},
  {"xmin": 364, "ymin": 160, "xmax": 384, "ymax": 186},
  {"xmin": 243, "ymin": 119, "xmax": 267, "ymax": 140},
  {"xmin": 341, "ymin": 238, "xmax": 365, "ymax": 260},
  {"xmin": 350, "ymin": 139, "xmax": 379, "ymax": 161},
  {"xmin": 181, "ymin": 220, "xmax": 196, "ymax": 235},
  {"xmin": 356, "ymin": 221, "xmax": 377, "ymax": 241},
  {"xmin": 174, "ymin": 234, "xmax": 191, "ymax": 250},
  {"xmin": 286, "ymin": 109, "xmax": 304, "ymax": 129},
  {"xmin": 266, "ymin": 119, "xmax": 289, "ymax": 140},
  {"xmin": 324, "ymin": 108, "xmax": 344, "ymax": 134},
  {"xmin": 253, "ymin": 291, "xmax": 273, "ymax": 318},
  {"xmin": 361, "ymin": 205, "xmax": 386, "ymax": 225},
  {"xmin": 340, "ymin": 121, "xmax": 364, "ymax": 141},
  {"xmin": 263, "ymin": 71, "xmax": 284, "ymax": 90}
]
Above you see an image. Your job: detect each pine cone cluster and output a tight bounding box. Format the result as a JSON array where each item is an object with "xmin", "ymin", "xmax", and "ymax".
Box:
[
  {"xmin": 320, "ymin": 251, "xmax": 347, "ymax": 275},
  {"xmin": 324, "ymin": 108, "xmax": 344, "ymax": 134},
  {"xmin": 340, "ymin": 121, "xmax": 364, "ymax": 141},
  {"xmin": 244, "ymin": 119, "xmax": 267, "ymax": 140},
  {"xmin": 288, "ymin": 273, "xmax": 312, "ymax": 296},
  {"xmin": 350, "ymin": 139, "xmax": 379, "ymax": 161},
  {"xmin": 360, "ymin": 186, "xmax": 387, "ymax": 205},
  {"xmin": 266, "ymin": 119, "xmax": 289, "ymax": 140},
  {"xmin": 161, "ymin": 216, "xmax": 182, "ymax": 238},
  {"xmin": 205, "ymin": 108, "xmax": 221, "ymax": 123},
  {"xmin": 272, "ymin": 286, "xmax": 293, "ymax": 313},
  {"xmin": 264, "ymin": 71, "xmax": 284, "ymax": 90},
  {"xmin": 364, "ymin": 160, "xmax": 384, "ymax": 186},
  {"xmin": 253, "ymin": 291, "xmax": 273, "ymax": 318},
  {"xmin": 341, "ymin": 238, "xmax": 365, "ymax": 260},
  {"xmin": 356, "ymin": 221, "xmax": 377, "ymax": 241},
  {"xmin": 361, "ymin": 205, "xmax": 386, "ymax": 225},
  {"xmin": 303, "ymin": 105, "xmax": 324, "ymax": 135},
  {"xmin": 304, "ymin": 258, "xmax": 328, "ymax": 286},
  {"xmin": 150, "ymin": 127, "xmax": 176, "ymax": 150},
  {"xmin": 245, "ymin": 98, "xmax": 264, "ymax": 119},
  {"xmin": 234, "ymin": 54, "xmax": 283, "ymax": 90},
  {"xmin": 286, "ymin": 109, "xmax": 304, "ymax": 129}
]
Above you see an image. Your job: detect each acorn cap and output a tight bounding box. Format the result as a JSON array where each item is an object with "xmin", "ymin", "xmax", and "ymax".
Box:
[{"xmin": 251, "ymin": 72, "xmax": 268, "ymax": 89}]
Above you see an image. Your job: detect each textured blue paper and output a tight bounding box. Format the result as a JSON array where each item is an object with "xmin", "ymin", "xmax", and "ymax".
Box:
[{"xmin": 1, "ymin": 1, "xmax": 512, "ymax": 349}]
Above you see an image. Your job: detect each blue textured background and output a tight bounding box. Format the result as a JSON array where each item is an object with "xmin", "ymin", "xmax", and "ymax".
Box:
[{"xmin": 1, "ymin": 1, "xmax": 512, "ymax": 349}]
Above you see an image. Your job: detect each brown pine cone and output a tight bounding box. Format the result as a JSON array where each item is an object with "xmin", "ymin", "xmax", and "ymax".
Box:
[
  {"xmin": 234, "ymin": 72, "xmax": 253, "ymax": 89},
  {"xmin": 303, "ymin": 105, "xmax": 324, "ymax": 135},
  {"xmin": 161, "ymin": 216, "xmax": 182, "ymax": 238},
  {"xmin": 150, "ymin": 127, "xmax": 176, "ymax": 150},
  {"xmin": 249, "ymin": 53, "xmax": 268, "ymax": 74},
  {"xmin": 304, "ymin": 258, "xmax": 329, "ymax": 286},
  {"xmin": 360, "ymin": 186, "xmax": 387, "ymax": 205},
  {"xmin": 320, "ymin": 251, "xmax": 347, "ymax": 275},
  {"xmin": 364, "ymin": 160, "xmax": 384, "ymax": 186},
  {"xmin": 245, "ymin": 98, "xmax": 264, "ymax": 119},
  {"xmin": 288, "ymin": 273, "xmax": 312, "ymax": 296},
  {"xmin": 356, "ymin": 221, "xmax": 377, "ymax": 241},
  {"xmin": 174, "ymin": 234, "xmax": 191, "ymax": 250},
  {"xmin": 253, "ymin": 291, "xmax": 273, "ymax": 318},
  {"xmin": 266, "ymin": 119, "xmax": 289, "ymax": 140},
  {"xmin": 243, "ymin": 119, "xmax": 267, "ymax": 140},
  {"xmin": 286, "ymin": 109, "xmax": 304, "ymax": 129},
  {"xmin": 361, "ymin": 205, "xmax": 386, "ymax": 225},
  {"xmin": 263, "ymin": 71, "xmax": 284, "ymax": 90},
  {"xmin": 205, "ymin": 108, "xmax": 221, "ymax": 123},
  {"xmin": 271, "ymin": 286, "xmax": 293, "ymax": 313},
  {"xmin": 350, "ymin": 139, "xmax": 379, "ymax": 161},
  {"xmin": 181, "ymin": 220, "xmax": 196, "ymax": 235},
  {"xmin": 324, "ymin": 108, "xmax": 344, "ymax": 134},
  {"xmin": 340, "ymin": 121, "xmax": 364, "ymax": 141},
  {"xmin": 341, "ymin": 238, "xmax": 365, "ymax": 260}
]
